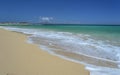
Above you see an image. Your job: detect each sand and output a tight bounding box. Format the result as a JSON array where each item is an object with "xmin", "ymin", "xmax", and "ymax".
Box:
[{"xmin": 0, "ymin": 29, "xmax": 89, "ymax": 75}]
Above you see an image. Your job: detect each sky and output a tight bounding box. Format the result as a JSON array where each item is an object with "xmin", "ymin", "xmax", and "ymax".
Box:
[{"xmin": 0, "ymin": 0, "xmax": 120, "ymax": 24}]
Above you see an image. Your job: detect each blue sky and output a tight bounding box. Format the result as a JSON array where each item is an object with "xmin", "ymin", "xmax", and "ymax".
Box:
[{"xmin": 0, "ymin": 0, "xmax": 120, "ymax": 24}]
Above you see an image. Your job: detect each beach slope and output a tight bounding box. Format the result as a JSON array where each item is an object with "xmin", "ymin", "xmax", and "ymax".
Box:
[{"xmin": 0, "ymin": 29, "xmax": 89, "ymax": 75}]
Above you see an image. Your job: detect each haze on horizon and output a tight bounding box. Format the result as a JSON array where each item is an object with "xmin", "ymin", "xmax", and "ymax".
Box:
[{"xmin": 0, "ymin": 0, "xmax": 120, "ymax": 24}]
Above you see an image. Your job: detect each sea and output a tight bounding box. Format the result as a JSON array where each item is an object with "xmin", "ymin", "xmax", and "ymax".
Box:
[{"xmin": 0, "ymin": 24, "xmax": 120, "ymax": 75}]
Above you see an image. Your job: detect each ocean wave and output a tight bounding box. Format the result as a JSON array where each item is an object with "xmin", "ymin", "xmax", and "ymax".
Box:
[{"xmin": 1, "ymin": 26, "xmax": 120, "ymax": 62}]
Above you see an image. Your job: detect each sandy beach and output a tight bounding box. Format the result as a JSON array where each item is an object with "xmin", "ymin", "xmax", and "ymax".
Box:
[{"xmin": 0, "ymin": 29, "xmax": 89, "ymax": 75}]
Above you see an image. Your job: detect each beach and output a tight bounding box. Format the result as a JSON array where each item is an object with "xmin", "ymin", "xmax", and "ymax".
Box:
[{"xmin": 0, "ymin": 29, "xmax": 89, "ymax": 75}]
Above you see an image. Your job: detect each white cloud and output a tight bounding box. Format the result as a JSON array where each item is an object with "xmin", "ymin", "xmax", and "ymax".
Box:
[{"xmin": 40, "ymin": 17, "xmax": 53, "ymax": 22}]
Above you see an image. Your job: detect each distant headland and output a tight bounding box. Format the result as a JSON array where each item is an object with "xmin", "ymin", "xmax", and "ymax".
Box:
[
  {"xmin": 0, "ymin": 21, "xmax": 120, "ymax": 26},
  {"xmin": 0, "ymin": 22, "xmax": 30, "ymax": 25}
]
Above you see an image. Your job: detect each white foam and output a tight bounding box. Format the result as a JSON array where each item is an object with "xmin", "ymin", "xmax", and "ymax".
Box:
[
  {"xmin": 1, "ymin": 26, "xmax": 120, "ymax": 61},
  {"xmin": 86, "ymin": 66, "xmax": 120, "ymax": 75}
]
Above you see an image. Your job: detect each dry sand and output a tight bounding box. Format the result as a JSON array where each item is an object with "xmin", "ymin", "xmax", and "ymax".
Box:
[{"xmin": 0, "ymin": 29, "xmax": 89, "ymax": 75}]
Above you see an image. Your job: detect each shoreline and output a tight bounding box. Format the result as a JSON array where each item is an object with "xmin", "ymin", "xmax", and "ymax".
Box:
[
  {"xmin": 54, "ymin": 50, "xmax": 119, "ymax": 68},
  {"xmin": 0, "ymin": 29, "xmax": 89, "ymax": 75}
]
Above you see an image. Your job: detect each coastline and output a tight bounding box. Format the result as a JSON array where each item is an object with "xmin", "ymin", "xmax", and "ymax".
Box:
[{"xmin": 0, "ymin": 29, "xmax": 89, "ymax": 75}]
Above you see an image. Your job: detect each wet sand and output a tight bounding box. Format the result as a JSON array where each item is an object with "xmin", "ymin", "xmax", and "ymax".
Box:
[
  {"xmin": 54, "ymin": 50, "xmax": 119, "ymax": 68},
  {"xmin": 0, "ymin": 29, "xmax": 89, "ymax": 75}
]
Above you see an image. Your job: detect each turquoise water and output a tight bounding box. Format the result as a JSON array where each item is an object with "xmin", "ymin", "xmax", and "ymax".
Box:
[
  {"xmin": 14, "ymin": 25, "xmax": 120, "ymax": 34},
  {"xmin": 14, "ymin": 25, "xmax": 120, "ymax": 45}
]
